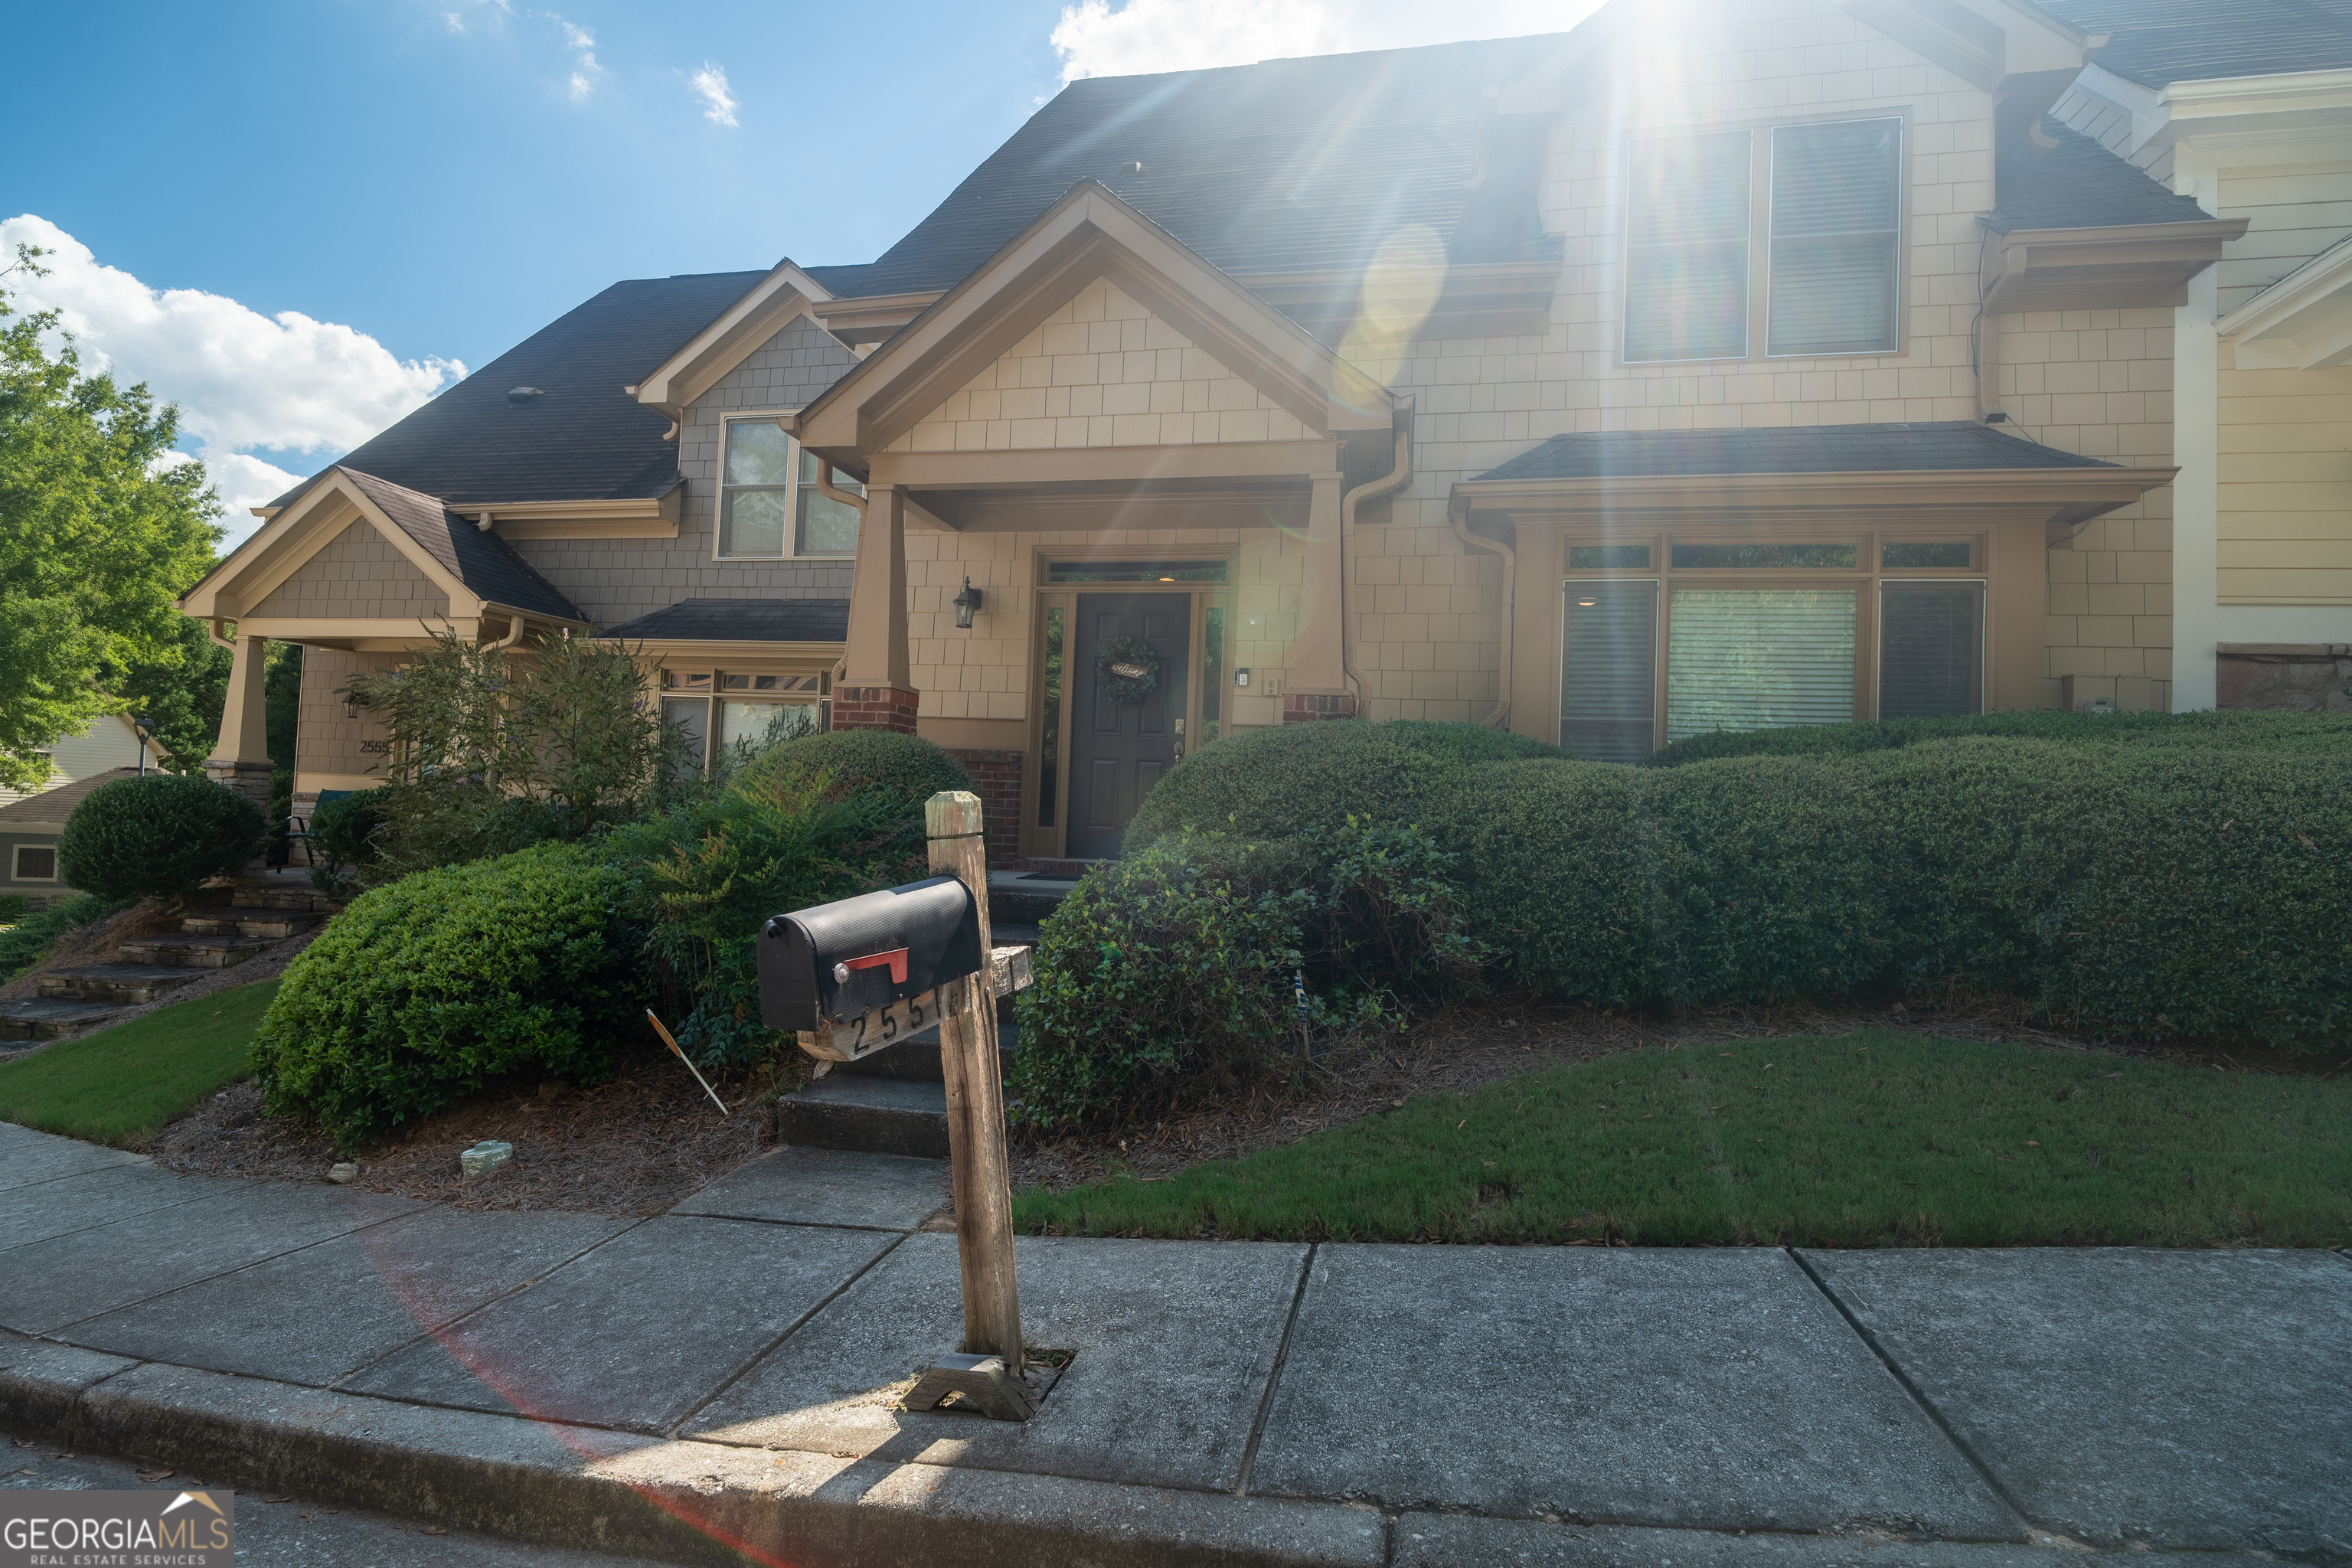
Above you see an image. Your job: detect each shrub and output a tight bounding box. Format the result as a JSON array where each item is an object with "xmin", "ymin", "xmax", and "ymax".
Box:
[
  {"xmin": 0, "ymin": 893, "xmax": 130, "ymax": 981},
  {"xmin": 1645, "ymin": 707, "xmax": 2347, "ymax": 767},
  {"xmin": 0, "ymin": 893, "xmax": 25, "ymax": 925},
  {"xmin": 253, "ymin": 842, "xmax": 648, "ymax": 1145},
  {"xmin": 609, "ymin": 767, "xmax": 910, "ymax": 1069},
  {"xmin": 736, "ymin": 730, "xmax": 972, "ymax": 858},
  {"xmin": 1011, "ymin": 820, "xmax": 1485, "ymax": 1129},
  {"xmin": 305, "ymin": 789, "xmax": 393, "ymax": 893},
  {"xmin": 1125, "ymin": 720, "xmax": 1551, "ymax": 853},
  {"xmin": 57, "ymin": 773, "xmax": 265, "ymax": 901}
]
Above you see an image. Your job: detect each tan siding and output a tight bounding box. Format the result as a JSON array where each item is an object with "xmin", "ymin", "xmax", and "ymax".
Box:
[
  {"xmin": 2216, "ymin": 355, "xmax": 2352, "ymax": 604},
  {"xmin": 294, "ymin": 648, "xmax": 399, "ymax": 787},
  {"xmin": 2215, "ymin": 163, "xmax": 2352, "ymax": 315},
  {"xmin": 250, "ymin": 520, "xmax": 449, "ymax": 620}
]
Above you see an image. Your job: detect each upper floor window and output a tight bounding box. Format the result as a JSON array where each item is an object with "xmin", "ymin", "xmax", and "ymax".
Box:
[
  {"xmin": 717, "ymin": 415, "xmax": 864, "ymax": 560},
  {"xmin": 1623, "ymin": 116, "xmax": 1901, "ymax": 364}
]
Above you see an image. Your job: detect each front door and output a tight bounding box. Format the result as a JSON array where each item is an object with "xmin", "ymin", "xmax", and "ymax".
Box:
[{"xmin": 1065, "ymin": 594, "xmax": 1189, "ymax": 858}]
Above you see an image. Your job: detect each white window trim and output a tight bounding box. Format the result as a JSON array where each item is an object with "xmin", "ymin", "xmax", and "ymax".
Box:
[
  {"xmin": 12, "ymin": 844, "xmax": 60, "ymax": 882},
  {"xmin": 716, "ymin": 407, "xmax": 861, "ymax": 563},
  {"xmin": 1619, "ymin": 109, "xmax": 1913, "ymax": 369}
]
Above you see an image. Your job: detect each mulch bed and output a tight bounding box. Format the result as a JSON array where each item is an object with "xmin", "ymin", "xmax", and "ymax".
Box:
[{"xmin": 152, "ymin": 1046, "xmax": 789, "ymax": 1215}]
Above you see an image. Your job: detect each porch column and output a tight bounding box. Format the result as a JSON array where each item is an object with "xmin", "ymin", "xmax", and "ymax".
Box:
[
  {"xmin": 1284, "ymin": 469, "xmax": 1357, "ymax": 721},
  {"xmin": 837, "ymin": 480, "xmax": 919, "ymax": 733},
  {"xmin": 204, "ymin": 634, "xmax": 275, "ymax": 809}
]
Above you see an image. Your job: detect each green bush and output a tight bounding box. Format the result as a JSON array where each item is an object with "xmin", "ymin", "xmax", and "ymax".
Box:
[
  {"xmin": 610, "ymin": 766, "xmax": 912, "ymax": 1068},
  {"xmin": 0, "ymin": 893, "xmax": 26, "ymax": 925},
  {"xmin": 253, "ymin": 842, "xmax": 648, "ymax": 1145},
  {"xmin": 738, "ymin": 729, "xmax": 972, "ymax": 823},
  {"xmin": 1011, "ymin": 820, "xmax": 1485, "ymax": 1129},
  {"xmin": 305, "ymin": 789, "xmax": 394, "ymax": 893},
  {"xmin": 0, "ymin": 893, "xmax": 131, "ymax": 981},
  {"xmin": 1125, "ymin": 720, "xmax": 1557, "ymax": 853},
  {"xmin": 1646, "ymin": 707, "xmax": 2347, "ymax": 767},
  {"xmin": 57, "ymin": 773, "xmax": 265, "ymax": 901}
]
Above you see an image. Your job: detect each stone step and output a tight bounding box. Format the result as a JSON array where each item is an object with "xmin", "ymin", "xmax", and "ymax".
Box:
[
  {"xmin": 834, "ymin": 1016, "xmax": 1024, "ymax": 1086},
  {"xmin": 0, "ymin": 995, "xmax": 127, "ymax": 1041},
  {"xmin": 38, "ymin": 963, "xmax": 204, "ymax": 1006},
  {"xmin": 776, "ymin": 1074, "xmax": 950, "ymax": 1160},
  {"xmin": 181, "ymin": 912, "xmax": 315, "ymax": 939},
  {"xmin": 115, "ymin": 934, "xmax": 274, "ymax": 971},
  {"xmin": 227, "ymin": 886, "xmax": 341, "ymax": 914},
  {"xmin": 988, "ymin": 868, "xmax": 1081, "ymax": 929}
]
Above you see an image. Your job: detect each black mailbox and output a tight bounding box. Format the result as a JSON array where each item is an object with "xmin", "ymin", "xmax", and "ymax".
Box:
[{"xmin": 758, "ymin": 875, "xmax": 984, "ymax": 1033}]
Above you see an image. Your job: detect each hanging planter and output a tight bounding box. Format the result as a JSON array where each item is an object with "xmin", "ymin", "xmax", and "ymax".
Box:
[{"xmin": 1095, "ymin": 636, "xmax": 1161, "ymax": 707}]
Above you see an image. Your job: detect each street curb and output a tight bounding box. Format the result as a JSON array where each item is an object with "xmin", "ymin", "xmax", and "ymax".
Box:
[{"xmin": 4, "ymin": 1335, "xmax": 1383, "ymax": 1567}]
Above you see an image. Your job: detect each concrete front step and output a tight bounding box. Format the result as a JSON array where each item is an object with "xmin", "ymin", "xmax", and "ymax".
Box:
[
  {"xmin": 181, "ymin": 912, "xmax": 314, "ymax": 939},
  {"xmin": 117, "ymin": 934, "xmax": 274, "ymax": 970},
  {"xmin": 776, "ymin": 1074, "xmax": 952, "ymax": 1159},
  {"xmin": 38, "ymin": 963, "xmax": 204, "ymax": 1006},
  {"xmin": 0, "ymin": 995, "xmax": 127, "ymax": 1041}
]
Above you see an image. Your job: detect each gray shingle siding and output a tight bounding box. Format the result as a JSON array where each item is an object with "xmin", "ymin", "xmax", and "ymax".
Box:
[{"xmin": 507, "ymin": 315, "xmax": 861, "ymax": 629}]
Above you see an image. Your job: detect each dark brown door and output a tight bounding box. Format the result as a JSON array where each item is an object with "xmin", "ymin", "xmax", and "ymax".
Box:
[{"xmin": 1066, "ymin": 594, "xmax": 1188, "ymax": 858}]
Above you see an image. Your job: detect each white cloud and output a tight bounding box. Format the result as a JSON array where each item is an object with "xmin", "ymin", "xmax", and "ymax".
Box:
[
  {"xmin": 1, "ymin": 214, "xmax": 462, "ymax": 551},
  {"xmin": 554, "ymin": 17, "xmax": 602, "ymax": 100},
  {"xmin": 558, "ymin": 19, "xmax": 592, "ymax": 49},
  {"xmin": 1050, "ymin": 0, "xmax": 1596, "ymax": 83},
  {"xmin": 690, "ymin": 64, "xmax": 739, "ymax": 126}
]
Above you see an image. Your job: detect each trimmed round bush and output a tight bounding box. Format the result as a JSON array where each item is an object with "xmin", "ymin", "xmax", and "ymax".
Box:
[
  {"xmin": 308, "ymin": 789, "xmax": 393, "ymax": 871},
  {"xmin": 253, "ymin": 841, "xmax": 648, "ymax": 1145},
  {"xmin": 1125, "ymin": 720, "xmax": 1560, "ymax": 852},
  {"xmin": 57, "ymin": 773, "xmax": 266, "ymax": 901},
  {"xmin": 737, "ymin": 729, "xmax": 971, "ymax": 822}
]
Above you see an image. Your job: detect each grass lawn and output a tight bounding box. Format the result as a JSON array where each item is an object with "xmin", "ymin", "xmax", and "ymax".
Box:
[
  {"xmin": 1014, "ymin": 1029, "xmax": 2352, "ymax": 1248},
  {"xmin": 0, "ymin": 978, "xmax": 278, "ymax": 1147}
]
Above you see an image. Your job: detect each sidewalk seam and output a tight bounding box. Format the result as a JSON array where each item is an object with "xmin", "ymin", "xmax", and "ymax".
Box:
[
  {"xmin": 1234, "ymin": 1240, "xmax": 1316, "ymax": 1499},
  {"xmin": 662, "ymin": 1227, "xmax": 914, "ymax": 1439},
  {"xmin": 1785, "ymin": 1247, "xmax": 2039, "ymax": 1534}
]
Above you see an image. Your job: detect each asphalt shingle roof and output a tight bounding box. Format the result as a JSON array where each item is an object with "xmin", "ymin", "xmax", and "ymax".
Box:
[
  {"xmin": 339, "ymin": 469, "xmax": 585, "ymax": 622},
  {"xmin": 602, "ymin": 599, "xmax": 851, "ymax": 643},
  {"xmin": 845, "ymin": 36, "xmax": 1569, "ymax": 299},
  {"xmin": 0, "ymin": 768, "xmax": 142, "ymax": 829},
  {"xmin": 1475, "ymin": 423, "xmax": 2122, "ymax": 481},
  {"xmin": 2038, "ymin": 0, "xmax": 2352, "ymax": 89},
  {"xmin": 265, "ymin": 270, "xmax": 768, "ymax": 512},
  {"xmin": 1987, "ymin": 117, "xmax": 2216, "ymax": 233}
]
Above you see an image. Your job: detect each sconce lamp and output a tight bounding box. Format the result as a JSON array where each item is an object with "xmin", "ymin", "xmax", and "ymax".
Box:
[{"xmin": 952, "ymin": 577, "xmax": 983, "ymax": 630}]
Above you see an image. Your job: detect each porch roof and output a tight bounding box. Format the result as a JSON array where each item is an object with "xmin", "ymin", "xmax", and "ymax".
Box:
[
  {"xmin": 603, "ymin": 599, "xmax": 850, "ymax": 644},
  {"xmin": 1985, "ymin": 119, "xmax": 2216, "ymax": 235},
  {"xmin": 339, "ymin": 469, "xmax": 585, "ymax": 623},
  {"xmin": 1475, "ymin": 423, "xmax": 2120, "ymax": 482}
]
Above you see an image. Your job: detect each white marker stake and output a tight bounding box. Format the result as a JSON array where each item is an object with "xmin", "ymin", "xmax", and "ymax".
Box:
[{"xmin": 645, "ymin": 1009, "xmax": 730, "ymax": 1116}]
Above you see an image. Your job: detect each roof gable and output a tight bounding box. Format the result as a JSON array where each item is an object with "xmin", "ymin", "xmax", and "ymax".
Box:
[
  {"xmin": 795, "ymin": 181, "xmax": 1396, "ymax": 460},
  {"xmin": 631, "ymin": 260, "xmax": 838, "ymax": 420}
]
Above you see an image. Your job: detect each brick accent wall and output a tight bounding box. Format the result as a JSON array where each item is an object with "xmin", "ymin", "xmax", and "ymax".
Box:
[
  {"xmin": 1281, "ymin": 693, "xmax": 1359, "ymax": 723},
  {"xmin": 831, "ymin": 686, "xmax": 920, "ymax": 734},
  {"xmin": 947, "ymin": 747, "xmax": 1024, "ymax": 867}
]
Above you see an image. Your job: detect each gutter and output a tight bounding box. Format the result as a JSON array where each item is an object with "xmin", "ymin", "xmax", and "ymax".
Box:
[
  {"xmin": 1338, "ymin": 407, "xmax": 1413, "ymax": 709},
  {"xmin": 1447, "ymin": 493, "xmax": 1514, "ymax": 732}
]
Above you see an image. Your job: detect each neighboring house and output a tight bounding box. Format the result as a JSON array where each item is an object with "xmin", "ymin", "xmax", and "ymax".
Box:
[
  {"xmin": 2040, "ymin": 0, "xmax": 2352, "ymax": 711},
  {"xmin": 180, "ymin": 0, "xmax": 2350, "ymax": 863},
  {"xmin": 0, "ymin": 714, "xmax": 174, "ymax": 904}
]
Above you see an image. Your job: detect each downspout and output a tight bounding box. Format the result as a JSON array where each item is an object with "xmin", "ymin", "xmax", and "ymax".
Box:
[
  {"xmin": 1338, "ymin": 407, "xmax": 1413, "ymax": 710},
  {"xmin": 481, "ymin": 613, "xmax": 528, "ymax": 652},
  {"xmin": 1449, "ymin": 494, "xmax": 1515, "ymax": 731}
]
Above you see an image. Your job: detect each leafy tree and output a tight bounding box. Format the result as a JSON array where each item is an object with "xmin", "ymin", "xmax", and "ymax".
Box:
[
  {"xmin": 0, "ymin": 243, "xmax": 223, "ymax": 791},
  {"xmin": 117, "ymin": 613, "xmax": 233, "ymax": 773}
]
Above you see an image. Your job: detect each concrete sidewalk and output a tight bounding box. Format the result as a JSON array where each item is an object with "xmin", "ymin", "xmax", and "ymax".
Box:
[{"xmin": 0, "ymin": 1120, "xmax": 2344, "ymax": 1567}]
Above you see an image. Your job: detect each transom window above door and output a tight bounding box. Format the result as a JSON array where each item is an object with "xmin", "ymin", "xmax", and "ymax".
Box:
[
  {"xmin": 1623, "ymin": 116, "xmax": 1903, "ymax": 364},
  {"xmin": 717, "ymin": 416, "xmax": 865, "ymax": 560}
]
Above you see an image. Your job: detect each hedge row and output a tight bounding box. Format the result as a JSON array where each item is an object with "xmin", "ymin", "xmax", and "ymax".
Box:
[{"xmin": 1645, "ymin": 707, "xmax": 2347, "ymax": 766}]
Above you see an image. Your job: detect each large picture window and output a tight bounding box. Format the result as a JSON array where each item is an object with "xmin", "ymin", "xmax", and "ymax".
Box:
[
  {"xmin": 1769, "ymin": 118, "xmax": 1901, "ymax": 356},
  {"xmin": 1667, "ymin": 587, "xmax": 1857, "ymax": 740},
  {"xmin": 661, "ymin": 669, "xmax": 824, "ymax": 771},
  {"xmin": 717, "ymin": 416, "xmax": 863, "ymax": 559}
]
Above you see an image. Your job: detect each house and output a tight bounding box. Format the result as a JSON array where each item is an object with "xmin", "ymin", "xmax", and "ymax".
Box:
[
  {"xmin": 180, "ymin": 0, "xmax": 2350, "ymax": 863},
  {"xmin": 0, "ymin": 713, "xmax": 175, "ymax": 905}
]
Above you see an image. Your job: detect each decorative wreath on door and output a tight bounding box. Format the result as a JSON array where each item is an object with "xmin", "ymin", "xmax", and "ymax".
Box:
[{"xmin": 1094, "ymin": 636, "xmax": 1161, "ymax": 706}]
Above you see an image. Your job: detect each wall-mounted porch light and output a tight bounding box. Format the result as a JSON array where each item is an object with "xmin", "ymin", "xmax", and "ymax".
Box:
[{"xmin": 952, "ymin": 577, "xmax": 983, "ymax": 630}]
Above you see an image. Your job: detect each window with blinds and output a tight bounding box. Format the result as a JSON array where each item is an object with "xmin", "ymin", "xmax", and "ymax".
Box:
[
  {"xmin": 1666, "ymin": 588, "xmax": 1857, "ymax": 740},
  {"xmin": 1880, "ymin": 583, "xmax": 1983, "ymax": 718},
  {"xmin": 1560, "ymin": 582, "xmax": 1658, "ymax": 760},
  {"xmin": 1624, "ymin": 132, "xmax": 1752, "ymax": 363},
  {"xmin": 1769, "ymin": 119, "xmax": 1901, "ymax": 356}
]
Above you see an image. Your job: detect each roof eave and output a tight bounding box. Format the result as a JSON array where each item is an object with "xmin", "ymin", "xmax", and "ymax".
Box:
[{"xmin": 2219, "ymin": 237, "xmax": 2352, "ymax": 371}]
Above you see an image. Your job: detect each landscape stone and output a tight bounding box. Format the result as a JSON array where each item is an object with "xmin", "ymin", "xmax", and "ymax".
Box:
[
  {"xmin": 671, "ymin": 1145, "xmax": 948, "ymax": 1230},
  {"xmin": 1249, "ymin": 1245, "xmax": 2020, "ymax": 1538},
  {"xmin": 460, "ymin": 1140, "xmax": 514, "ymax": 1177},
  {"xmin": 341, "ymin": 1215, "xmax": 897, "ymax": 1432},
  {"xmin": 688, "ymin": 1233, "xmax": 1310, "ymax": 1491},
  {"xmin": 1801, "ymin": 1248, "xmax": 2352, "ymax": 1558}
]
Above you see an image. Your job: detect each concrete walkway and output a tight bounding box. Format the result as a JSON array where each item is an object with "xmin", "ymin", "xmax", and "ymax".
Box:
[{"xmin": 0, "ymin": 1119, "xmax": 2345, "ymax": 1567}]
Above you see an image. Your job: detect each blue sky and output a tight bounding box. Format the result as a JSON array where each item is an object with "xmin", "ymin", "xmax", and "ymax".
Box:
[{"xmin": 3, "ymin": 0, "xmax": 1579, "ymax": 543}]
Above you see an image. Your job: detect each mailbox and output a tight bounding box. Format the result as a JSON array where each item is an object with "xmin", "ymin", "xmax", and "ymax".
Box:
[{"xmin": 758, "ymin": 874, "xmax": 984, "ymax": 1034}]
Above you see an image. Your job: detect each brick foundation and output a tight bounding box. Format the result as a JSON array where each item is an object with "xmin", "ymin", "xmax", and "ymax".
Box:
[
  {"xmin": 1281, "ymin": 693, "xmax": 1359, "ymax": 723},
  {"xmin": 2216, "ymin": 644, "xmax": 2352, "ymax": 713},
  {"xmin": 947, "ymin": 748, "xmax": 1024, "ymax": 867},
  {"xmin": 831, "ymin": 686, "xmax": 921, "ymax": 734}
]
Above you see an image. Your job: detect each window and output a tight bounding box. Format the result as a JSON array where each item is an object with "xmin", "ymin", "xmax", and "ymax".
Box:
[
  {"xmin": 718, "ymin": 417, "xmax": 862, "ymax": 559},
  {"xmin": 1036, "ymin": 607, "xmax": 1065, "ymax": 828},
  {"xmin": 1044, "ymin": 560, "xmax": 1228, "ymax": 584},
  {"xmin": 1769, "ymin": 119, "xmax": 1901, "ymax": 356},
  {"xmin": 1624, "ymin": 132, "xmax": 1752, "ymax": 363},
  {"xmin": 1883, "ymin": 541, "xmax": 1974, "ymax": 570},
  {"xmin": 13, "ymin": 845, "xmax": 57, "ymax": 881},
  {"xmin": 662, "ymin": 669, "xmax": 823, "ymax": 770},
  {"xmin": 1624, "ymin": 116, "xmax": 1903, "ymax": 364},
  {"xmin": 1671, "ymin": 543, "xmax": 1857, "ymax": 570},
  {"xmin": 1570, "ymin": 544, "xmax": 1651, "ymax": 570},
  {"xmin": 1880, "ymin": 583, "xmax": 1983, "ymax": 718},
  {"xmin": 1560, "ymin": 583, "xmax": 1658, "ymax": 762},
  {"xmin": 1668, "ymin": 588, "xmax": 1858, "ymax": 740}
]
